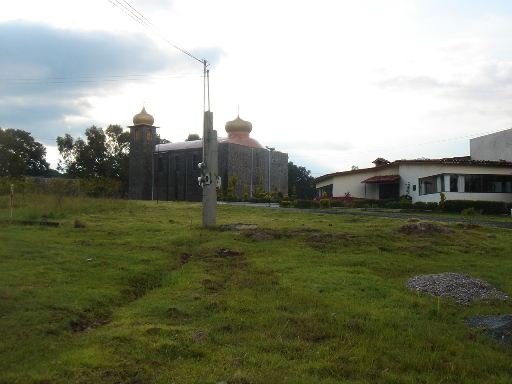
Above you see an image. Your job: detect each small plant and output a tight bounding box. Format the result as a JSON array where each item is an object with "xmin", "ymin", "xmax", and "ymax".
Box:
[
  {"xmin": 319, "ymin": 192, "xmax": 331, "ymax": 208},
  {"xmin": 439, "ymin": 192, "xmax": 446, "ymax": 211},
  {"xmin": 462, "ymin": 206, "xmax": 482, "ymax": 227}
]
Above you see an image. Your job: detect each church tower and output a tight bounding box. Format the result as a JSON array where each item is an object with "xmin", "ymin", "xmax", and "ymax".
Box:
[{"xmin": 128, "ymin": 106, "xmax": 158, "ymax": 200}]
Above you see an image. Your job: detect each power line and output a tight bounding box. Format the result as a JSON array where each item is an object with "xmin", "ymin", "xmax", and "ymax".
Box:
[
  {"xmin": 0, "ymin": 72, "xmax": 200, "ymax": 85},
  {"xmin": 106, "ymin": 0, "xmax": 207, "ymax": 66}
]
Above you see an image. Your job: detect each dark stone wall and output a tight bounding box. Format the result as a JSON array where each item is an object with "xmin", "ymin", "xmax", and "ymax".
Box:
[
  {"xmin": 131, "ymin": 140, "xmax": 288, "ymax": 202},
  {"xmin": 152, "ymin": 148, "xmax": 203, "ymax": 201},
  {"xmin": 222, "ymin": 144, "xmax": 288, "ymax": 198},
  {"xmin": 129, "ymin": 125, "xmax": 157, "ymax": 200}
]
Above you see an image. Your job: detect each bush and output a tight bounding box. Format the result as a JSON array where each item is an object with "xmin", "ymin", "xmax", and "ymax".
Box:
[
  {"xmin": 295, "ymin": 200, "xmax": 320, "ymax": 209},
  {"xmin": 385, "ymin": 201, "xmax": 401, "ymax": 209},
  {"xmin": 413, "ymin": 201, "xmax": 427, "ymax": 211},
  {"xmin": 443, "ymin": 200, "xmax": 507, "ymax": 214},
  {"xmin": 319, "ymin": 198, "xmax": 331, "ymax": 208},
  {"xmin": 350, "ymin": 199, "xmax": 382, "ymax": 208},
  {"xmin": 330, "ymin": 200, "xmax": 346, "ymax": 208},
  {"xmin": 425, "ymin": 202, "xmax": 439, "ymax": 211}
]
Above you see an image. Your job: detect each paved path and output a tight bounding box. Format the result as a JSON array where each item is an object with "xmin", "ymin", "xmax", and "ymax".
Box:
[{"xmin": 224, "ymin": 203, "xmax": 512, "ymax": 230}]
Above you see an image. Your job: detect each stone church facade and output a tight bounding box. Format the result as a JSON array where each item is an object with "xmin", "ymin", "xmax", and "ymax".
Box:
[{"xmin": 128, "ymin": 107, "xmax": 288, "ymax": 201}]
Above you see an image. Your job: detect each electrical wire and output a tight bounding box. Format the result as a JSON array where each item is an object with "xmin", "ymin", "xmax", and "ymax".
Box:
[
  {"xmin": 0, "ymin": 73, "xmax": 200, "ymax": 85},
  {"xmin": 106, "ymin": 0, "xmax": 208, "ymax": 66}
]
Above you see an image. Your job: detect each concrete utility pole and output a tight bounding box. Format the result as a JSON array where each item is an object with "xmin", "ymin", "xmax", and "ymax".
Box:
[{"xmin": 201, "ymin": 111, "xmax": 218, "ymax": 227}]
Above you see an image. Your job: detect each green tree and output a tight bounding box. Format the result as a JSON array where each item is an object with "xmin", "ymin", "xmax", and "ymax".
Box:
[
  {"xmin": 56, "ymin": 125, "xmax": 129, "ymax": 181},
  {"xmin": 156, "ymin": 133, "xmax": 171, "ymax": 144},
  {"xmin": 185, "ymin": 133, "xmax": 201, "ymax": 141},
  {"xmin": 288, "ymin": 162, "xmax": 316, "ymax": 200},
  {"xmin": 0, "ymin": 129, "xmax": 26, "ymax": 178},
  {"xmin": 0, "ymin": 128, "xmax": 51, "ymax": 177}
]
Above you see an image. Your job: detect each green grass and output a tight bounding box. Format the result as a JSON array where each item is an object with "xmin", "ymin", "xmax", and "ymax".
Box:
[{"xmin": 1, "ymin": 196, "xmax": 512, "ymax": 383}]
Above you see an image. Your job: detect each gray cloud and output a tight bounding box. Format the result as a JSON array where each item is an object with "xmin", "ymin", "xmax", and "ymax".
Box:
[
  {"xmin": 0, "ymin": 20, "xmax": 223, "ymax": 148},
  {"xmin": 374, "ymin": 61, "xmax": 512, "ymax": 103}
]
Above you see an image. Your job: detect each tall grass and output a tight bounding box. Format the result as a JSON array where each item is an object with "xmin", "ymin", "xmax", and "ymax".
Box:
[{"xmin": 1, "ymin": 196, "xmax": 511, "ymax": 383}]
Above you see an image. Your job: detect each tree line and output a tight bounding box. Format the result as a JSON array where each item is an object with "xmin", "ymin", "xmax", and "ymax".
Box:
[{"xmin": 0, "ymin": 126, "xmax": 316, "ymax": 199}]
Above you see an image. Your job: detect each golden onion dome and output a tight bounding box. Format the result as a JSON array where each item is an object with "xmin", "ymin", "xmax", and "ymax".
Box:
[
  {"xmin": 225, "ymin": 115, "xmax": 252, "ymax": 133},
  {"xmin": 133, "ymin": 106, "xmax": 154, "ymax": 126}
]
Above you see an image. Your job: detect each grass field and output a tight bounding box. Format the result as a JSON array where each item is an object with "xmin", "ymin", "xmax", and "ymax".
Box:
[{"xmin": 1, "ymin": 196, "xmax": 512, "ymax": 383}]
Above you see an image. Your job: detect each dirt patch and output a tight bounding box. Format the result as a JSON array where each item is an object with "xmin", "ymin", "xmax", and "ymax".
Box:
[
  {"xmin": 406, "ymin": 272, "xmax": 508, "ymax": 304},
  {"xmin": 249, "ymin": 231, "xmax": 274, "ymax": 241},
  {"xmin": 397, "ymin": 222, "xmax": 454, "ymax": 235}
]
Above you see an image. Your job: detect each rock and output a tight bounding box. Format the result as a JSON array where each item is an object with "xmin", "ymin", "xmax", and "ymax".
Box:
[
  {"xmin": 219, "ymin": 223, "xmax": 258, "ymax": 231},
  {"xmin": 74, "ymin": 220, "xmax": 86, "ymax": 228},
  {"xmin": 192, "ymin": 330, "xmax": 207, "ymax": 343},
  {"xmin": 406, "ymin": 272, "xmax": 508, "ymax": 304}
]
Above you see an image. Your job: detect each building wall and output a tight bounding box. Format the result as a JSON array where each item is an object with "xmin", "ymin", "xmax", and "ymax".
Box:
[
  {"xmin": 152, "ymin": 148, "xmax": 203, "ymax": 201},
  {"xmin": 470, "ymin": 129, "xmax": 512, "ymax": 162},
  {"xmin": 149, "ymin": 143, "xmax": 288, "ymax": 202},
  {"xmin": 222, "ymin": 144, "xmax": 288, "ymax": 198},
  {"xmin": 317, "ymin": 163, "xmax": 512, "ymax": 203},
  {"xmin": 316, "ymin": 166, "xmax": 400, "ymax": 200},
  {"xmin": 129, "ymin": 124, "xmax": 157, "ymax": 200},
  {"xmin": 399, "ymin": 163, "xmax": 512, "ymax": 203}
]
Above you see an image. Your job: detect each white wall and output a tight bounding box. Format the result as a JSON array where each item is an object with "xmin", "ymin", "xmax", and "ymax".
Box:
[
  {"xmin": 316, "ymin": 166, "xmax": 400, "ymax": 199},
  {"xmin": 470, "ymin": 129, "xmax": 512, "ymax": 162},
  {"xmin": 399, "ymin": 163, "xmax": 512, "ymax": 203},
  {"xmin": 318, "ymin": 163, "xmax": 512, "ymax": 203}
]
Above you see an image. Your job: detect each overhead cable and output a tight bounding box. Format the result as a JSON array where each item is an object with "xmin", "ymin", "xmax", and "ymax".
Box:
[{"xmin": 107, "ymin": 0, "xmax": 207, "ymax": 66}]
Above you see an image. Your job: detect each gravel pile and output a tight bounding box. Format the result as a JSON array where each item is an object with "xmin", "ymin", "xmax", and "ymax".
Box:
[{"xmin": 406, "ymin": 272, "xmax": 508, "ymax": 304}]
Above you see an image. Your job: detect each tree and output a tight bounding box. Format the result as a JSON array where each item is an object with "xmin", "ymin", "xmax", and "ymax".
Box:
[
  {"xmin": 0, "ymin": 128, "xmax": 50, "ymax": 178},
  {"xmin": 288, "ymin": 162, "xmax": 316, "ymax": 200},
  {"xmin": 185, "ymin": 133, "xmax": 201, "ymax": 141},
  {"xmin": 156, "ymin": 133, "xmax": 171, "ymax": 144},
  {"xmin": 57, "ymin": 125, "xmax": 129, "ymax": 181}
]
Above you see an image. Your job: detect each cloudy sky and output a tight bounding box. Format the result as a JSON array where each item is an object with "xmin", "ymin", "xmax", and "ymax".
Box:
[{"xmin": 2, "ymin": 0, "xmax": 512, "ymax": 176}]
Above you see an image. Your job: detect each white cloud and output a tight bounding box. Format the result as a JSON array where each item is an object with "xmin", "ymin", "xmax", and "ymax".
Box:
[{"xmin": 3, "ymin": 0, "xmax": 512, "ymax": 175}]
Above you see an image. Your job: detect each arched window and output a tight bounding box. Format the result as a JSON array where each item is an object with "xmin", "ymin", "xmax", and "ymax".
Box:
[
  {"xmin": 134, "ymin": 129, "xmax": 140, "ymax": 140},
  {"xmin": 146, "ymin": 130, "xmax": 151, "ymax": 140}
]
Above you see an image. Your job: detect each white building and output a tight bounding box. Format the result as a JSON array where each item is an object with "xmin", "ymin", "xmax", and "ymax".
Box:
[{"xmin": 315, "ymin": 129, "xmax": 512, "ymax": 203}]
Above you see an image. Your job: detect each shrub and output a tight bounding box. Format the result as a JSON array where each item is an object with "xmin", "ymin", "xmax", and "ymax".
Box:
[
  {"xmin": 319, "ymin": 198, "xmax": 331, "ymax": 208},
  {"xmin": 439, "ymin": 192, "xmax": 446, "ymax": 211},
  {"xmin": 330, "ymin": 200, "xmax": 346, "ymax": 208},
  {"xmin": 295, "ymin": 199, "xmax": 320, "ymax": 209},
  {"xmin": 425, "ymin": 202, "xmax": 439, "ymax": 211},
  {"xmin": 413, "ymin": 201, "xmax": 427, "ymax": 210},
  {"xmin": 399, "ymin": 201, "xmax": 413, "ymax": 210},
  {"xmin": 443, "ymin": 200, "xmax": 507, "ymax": 214},
  {"xmin": 385, "ymin": 201, "xmax": 401, "ymax": 209}
]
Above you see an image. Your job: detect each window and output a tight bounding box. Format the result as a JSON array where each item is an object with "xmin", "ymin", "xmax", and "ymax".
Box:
[
  {"xmin": 419, "ymin": 176, "xmax": 438, "ymax": 195},
  {"xmin": 464, "ymin": 174, "xmax": 512, "ymax": 193},
  {"xmin": 465, "ymin": 175, "xmax": 482, "ymax": 192},
  {"xmin": 134, "ymin": 129, "xmax": 140, "ymax": 140},
  {"xmin": 316, "ymin": 184, "xmax": 333, "ymax": 198},
  {"xmin": 450, "ymin": 175, "xmax": 458, "ymax": 192},
  {"xmin": 146, "ymin": 130, "xmax": 152, "ymax": 140}
]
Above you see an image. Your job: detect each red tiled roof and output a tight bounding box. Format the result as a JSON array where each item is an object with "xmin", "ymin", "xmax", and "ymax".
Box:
[{"xmin": 361, "ymin": 175, "xmax": 400, "ymax": 183}]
